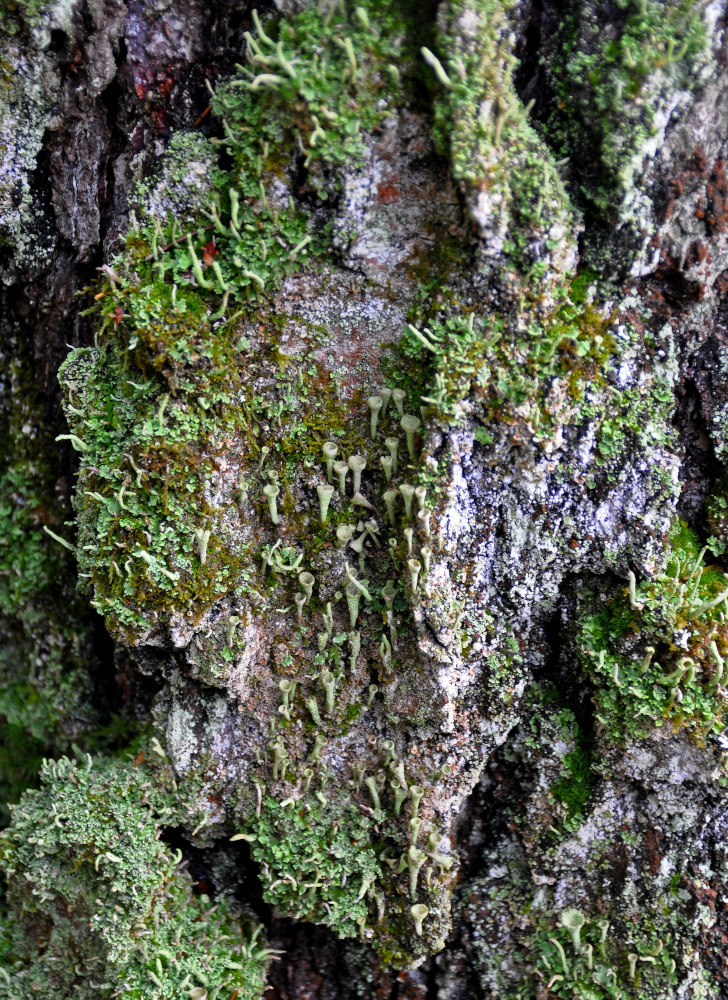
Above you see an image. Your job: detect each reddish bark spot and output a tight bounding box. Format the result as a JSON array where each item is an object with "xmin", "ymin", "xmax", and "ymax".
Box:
[
  {"xmin": 151, "ymin": 109, "xmax": 168, "ymax": 133},
  {"xmin": 377, "ymin": 181, "xmax": 400, "ymax": 204},
  {"xmin": 644, "ymin": 827, "xmax": 663, "ymax": 875},
  {"xmin": 705, "ymin": 160, "xmax": 728, "ymax": 234}
]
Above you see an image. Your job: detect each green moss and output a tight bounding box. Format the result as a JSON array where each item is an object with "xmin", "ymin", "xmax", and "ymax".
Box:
[
  {"xmin": 0, "ymin": 756, "xmax": 270, "ymax": 999},
  {"xmin": 237, "ymin": 742, "xmax": 452, "ymax": 969},
  {"xmin": 549, "ymin": 715, "xmax": 595, "ymax": 829},
  {"xmin": 58, "ymin": 336, "xmax": 253, "ymax": 639},
  {"xmin": 400, "ymin": 271, "xmax": 612, "ymax": 422},
  {"xmin": 0, "ymin": 338, "xmax": 102, "ymax": 764},
  {"xmin": 428, "ymin": 0, "xmax": 578, "ymax": 285},
  {"xmin": 549, "ymin": 0, "xmax": 709, "ymax": 225},
  {"xmin": 0, "ymin": 0, "xmax": 47, "ymax": 22},
  {"xmin": 247, "ymin": 793, "xmax": 383, "ymax": 938},
  {"xmin": 459, "ymin": 853, "xmax": 687, "ymax": 999},
  {"xmin": 511, "ymin": 683, "xmax": 596, "ymax": 839},
  {"xmin": 577, "ymin": 521, "xmax": 728, "ymax": 742},
  {"xmin": 91, "ymin": 0, "xmax": 413, "ymax": 332},
  {"xmin": 58, "ymin": 0, "xmax": 426, "ymax": 642},
  {"xmin": 0, "ymin": 0, "xmax": 51, "ymax": 34}
]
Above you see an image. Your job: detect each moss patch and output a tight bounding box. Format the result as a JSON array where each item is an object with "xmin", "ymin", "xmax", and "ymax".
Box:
[
  {"xmin": 548, "ymin": 0, "xmax": 709, "ymax": 228},
  {"xmin": 578, "ymin": 521, "xmax": 728, "ymax": 743},
  {"xmin": 0, "ymin": 755, "xmax": 270, "ymax": 999}
]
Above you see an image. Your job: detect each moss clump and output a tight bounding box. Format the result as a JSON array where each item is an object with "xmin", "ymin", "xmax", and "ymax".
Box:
[
  {"xmin": 545, "ymin": 707, "xmax": 595, "ymax": 831},
  {"xmin": 0, "ymin": 0, "xmax": 47, "ymax": 24},
  {"xmin": 0, "ymin": 755, "xmax": 270, "ymax": 999},
  {"xmin": 58, "ymin": 335, "xmax": 252, "ymax": 641},
  {"xmin": 401, "ymin": 272, "xmax": 675, "ymax": 470},
  {"xmin": 577, "ymin": 522, "xmax": 728, "ymax": 742},
  {"xmin": 0, "ymin": 340, "xmax": 102, "ymax": 788},
  {"xmin": 237, "ymin": 756, "xmax": 451, "ymax": 969},
  {"xmin": 428, "ymin": 0, "xmax": 578, "ymax": 287},
  {"xmin": 211, "ymin": 2, "xmax": 410, "ymax": 196},
  {"xmin": 458, "ymin": 843, "xmax": 686, "ymax": 999},
  {"xmin": 92, "ymin": 0, "xmax": 412, "ymax": 332},
  {"xmin": 247, "ymin": 794, "xmax": 383, "ymax": 938},
  {"xmin": 549, "ymin": 0, "xmax": 709, "ymax": 229},
  {"xmin": 59, "ymin": 0, "xmax": 422, "ymax": 641}
]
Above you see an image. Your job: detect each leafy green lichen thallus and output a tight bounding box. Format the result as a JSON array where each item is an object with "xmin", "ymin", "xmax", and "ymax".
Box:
[
  {"xmin": 0, "ymin": 756, "xmax": 270, "ymax": 998},
  {"xmin": 56, "ymin": 0, "xmax": 418, "ymax": 643},
  {"xmin": 578, "ymin": 522, "xmax": 728, "ymax": 741}
]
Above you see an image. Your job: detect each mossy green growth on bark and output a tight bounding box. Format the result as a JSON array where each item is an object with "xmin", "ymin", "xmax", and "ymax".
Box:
[
  {"xmin": 0, "ymin": 755, "xmax": 270, "ymax": 999},
  {"xmin": 532, "ymin": 909, "xmax": 678, "ymax": 999},
  {"xmin": 245, "ymin": 793, "xmax": 383, "ymax": 938},
  {"xmin": 519, "ymin": 685, "xmax": 596, "ymax": 835},
  {"xmin": 402, "ymin": 273, "xmax": 676, "ymax": 487},
  {"xmin": 0, "ymin": 340, "xmax": 102, "ymax": 794},
  {"xmin": 458, "ymin": 834, "xmax": 692, "ymax": 998},
  {"xmin": 57, "ymin": 0, "xmax": 425, "ymax": 642},
  {"xmin": 549, "ymin": 0, "xmax": 710, "ymax": 226},
  {"xmin": 0, "ymin": 0, "xmax": 48, "ymax": 24},
  {"xmin": 58, "ymin": 334, "xmax": 254, "ymax": 641},
  {"xmin": 235, "ymin": 741, "xmax": 454, "ymax": 969},
  {"xmin": 577, "ymin": 521, "xmax": 728, "ymax": 743},
  {"xmin": 427, "ymin": 0, "xmax": 578, "ymax": 287}
]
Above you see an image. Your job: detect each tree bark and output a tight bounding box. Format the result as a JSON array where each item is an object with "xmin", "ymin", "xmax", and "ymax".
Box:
[{"xmin": 2, "ymin": 1, "xmax": 728, "ymax": 998}]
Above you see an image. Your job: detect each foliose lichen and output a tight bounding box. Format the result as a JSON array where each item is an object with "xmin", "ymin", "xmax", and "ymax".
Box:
[
  {"xmin": 578, "ymin": 521, "xmax": 728, "ymax": 743},
  {"xmin": 0, "ymin": 755, "xmax": 271, "ymax": 998}
]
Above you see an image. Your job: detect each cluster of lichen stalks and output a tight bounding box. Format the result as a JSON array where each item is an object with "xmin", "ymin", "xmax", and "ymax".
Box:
[
  {"xmin": 579, "ymin": 531, "xmax": 728, "ymax": 743},
  {"xmin": 244, "ymin": 381, "xmax": 455, "ymax": 954},
  {"xmin": 539, "ymin": 908, "xmax": 676, "ymax": 997}
]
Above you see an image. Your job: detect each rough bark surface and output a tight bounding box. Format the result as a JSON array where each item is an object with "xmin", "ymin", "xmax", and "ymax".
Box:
[{"xmin": 2, "ymin": 1, "xmax": 728, "ymax": 998}]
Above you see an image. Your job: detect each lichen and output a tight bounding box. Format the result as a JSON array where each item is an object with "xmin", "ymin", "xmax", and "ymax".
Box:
[
  {"xmin": 428, "ymin": 0, "xmax": 580, "ymax": 291},
  {"xmin": 0, "ymin": 0, "xmax": 81, "ymax": 275},
  {"xmin": 29, "ymin": 0, "xmax": 716, "ymax": 988},
  {"xmin": 0, "ymin": 755, "xmax": 271, "ymax": 998},
  {"xmin": 58, "ymin": 0, "xmax": 418, "ymax": 642},
  {"xmin": 577, "ymin": 521, "xmax": 728, "ymax": 742},
  {"xmin": 0, "ymin": 330, "xmax": 103, "ymax": 784},
  {"xmin": 547, "ymin": 0, "xmax": 713, "ymax": 267}
]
